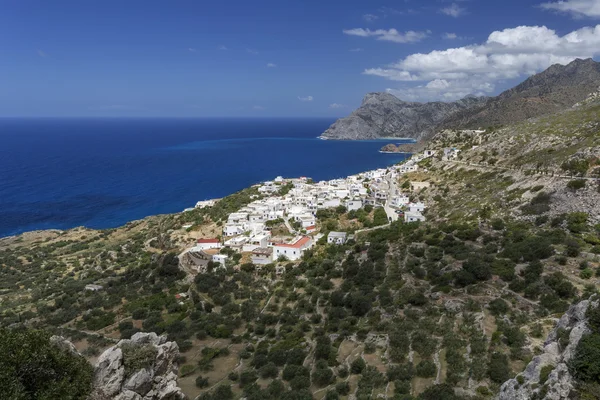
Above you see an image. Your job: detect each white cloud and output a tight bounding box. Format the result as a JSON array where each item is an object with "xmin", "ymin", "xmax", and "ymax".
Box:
[
  {"xmin": 386, "ymin": 79, "xmax": 495, "ymax": 102},
  {"xmin": 440, "ymin": 3, "xmax": 467, "ymax": 17},
  {"xmin": 253, "ymin": 105, "xmax": 265, "ymax": 110},
  {"xmin": 343, "ymin": 28, "xmax": 429, "ymax": 43},
  {"xmin": 378, "ymin": 7, "xmax": 418, "ymax": 17},
  {"xmin": 363, "ymin": 13, "xmax": 379, "ymax": 22},
  {"xmin": 298, "ymin": 96, "xmax": 314, "ymax": 102},
  {"xmin": 364, "ymin": 24, "xmax": 600, "ymax": 101},
  {"xmin": 349, "ymin": 48, "xmax": 364, "ymax": 52},
  {"xmin": 246, "ymin": 48, "xmax": 259, "ymax": 55},
  {"xmin": 36, "ymin": 49, "xmax": 47, "ymax": 57},
  {"xmin": 443, "ymin": 33, "xmax": 458, "ymax": 39},
  {"xmin": 540, "ymin": 0, "xmax": 600, "ymax": 18},
  {"xmin": 218, "ymin": 45, "xmax": 228, "ymax": 50},
  {"xmin": 267, "ymin": 63, "xmax": 277, "ymax": 68},
  {"xmin": 188, "ymin": 48, "xmax": 197, "ymax": 52},
  {"xmin": 329, "ymin": 103, "xmax": 347, "ymax": 109}
]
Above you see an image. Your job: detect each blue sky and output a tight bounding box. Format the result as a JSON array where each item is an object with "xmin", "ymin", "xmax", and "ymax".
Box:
[{"xmin": 2, "ymin": 0, "xmax": 600, "ymax": 117}]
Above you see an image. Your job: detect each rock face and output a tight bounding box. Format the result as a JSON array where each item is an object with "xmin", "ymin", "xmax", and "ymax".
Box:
[
  {"xmin": 320, "ymin": 92, "xmax": 487, "ymax": 141},
  {"xmin": 322, "ymin": 58, "xmax": 600, "ymax": 141},
  {"xmin": 90, "ymin": 332, "xmax": 185, "ymax": 400},
  {"xmin": 497, "ymin": 298, "xmax": 598, "ymax": 400}
]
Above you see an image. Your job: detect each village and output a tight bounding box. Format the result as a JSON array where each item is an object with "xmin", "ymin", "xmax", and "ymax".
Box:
[{"xmin": 179, "ymin": 148, "xmax": 458, "ymax": 274}]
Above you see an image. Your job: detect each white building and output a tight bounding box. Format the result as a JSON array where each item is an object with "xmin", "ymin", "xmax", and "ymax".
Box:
[
  {"xmin": 390, "ymin": 195, "xmax": 410, "ymax": 208},
  {"xmin": 327, "ymin": 232, "xmax": 347, "ymax": 245},
  {"xmin": 273, "ymin": 236, "xmax": 313, "ymax": 261},
  {"xmin": 409, "ymin": 202, "xmax": 426, "ymax": 213},
  {"xmin": 224, "ymin": 236, "xmax": 248, "ymax": 252},
  {"xmin": 404, "ymin": 212, "xmax": 426, "ymax": 223},
  {"xmin": 194, "ymin": 238, "xmax": 221, "ymax": 251},
  {"xmin": 242, "ymin": 233, "xmax": 271, "ymax": 252},
  {"xmin": 345, "ymin": 199, "xmax": 362, "ymax": 211},
  {"xmin": 223, "ymin": 223, "xmax": 245, "ymax": 237}
]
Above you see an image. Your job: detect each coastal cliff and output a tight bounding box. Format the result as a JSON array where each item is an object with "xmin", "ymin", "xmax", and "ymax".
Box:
[{"xmin": 320, "ymin": 92, "xmax": 486, "ymax": 141}]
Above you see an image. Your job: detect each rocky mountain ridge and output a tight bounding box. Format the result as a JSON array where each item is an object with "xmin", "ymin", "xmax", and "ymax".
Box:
[
  {"xmin": 320, "ymin": 92, "xmax": 486, "ymax": 141},
  {"xmin": 321, "ymin": 58, "xmax": 600, "ymax": 140}
]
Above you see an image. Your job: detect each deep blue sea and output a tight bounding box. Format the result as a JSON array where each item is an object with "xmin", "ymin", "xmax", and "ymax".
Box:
[{"xmin": 0, "ymin": 118, "xmax": 411, "ymax": 237}]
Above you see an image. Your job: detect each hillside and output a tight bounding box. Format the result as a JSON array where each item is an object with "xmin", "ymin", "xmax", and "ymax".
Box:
[
  {"xmin": 321, "ymin": 58, "xmax": 600, "ymax": 141},
  {"xmin": 442, "ymin": 58, "xmax": 600, "ymax": 130},
  {"xmin": 1, "ymin": 99, "xmax": 600, "ymax": 400}
]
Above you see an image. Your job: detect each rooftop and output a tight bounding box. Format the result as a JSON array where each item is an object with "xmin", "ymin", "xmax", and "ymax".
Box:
[{"xmin": 274, "ymin": 236, "xmax": 311, "ymax": 248}]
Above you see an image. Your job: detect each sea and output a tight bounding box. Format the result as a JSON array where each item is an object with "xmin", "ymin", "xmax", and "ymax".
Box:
[{"xmin": 0, "ymin": 118, "xmax": 412, "ymax": 238}]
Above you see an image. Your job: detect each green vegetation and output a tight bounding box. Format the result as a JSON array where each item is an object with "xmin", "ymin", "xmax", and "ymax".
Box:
[{"xmin": 0, "ymin": 329, "xmax": 94, "ymax": 399}]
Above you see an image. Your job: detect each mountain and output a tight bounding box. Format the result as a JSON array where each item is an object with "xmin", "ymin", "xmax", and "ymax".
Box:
[
  {"xmin": 321, "ymin": 58, "xmax": 600, "ymax": 140},
  {"xmin": 442, "ymin": 58, "xmax": 600, "ymax": 129},
  {"xmin": 319, "ymin": 92, "xmax": 487, "ymax": 140}
]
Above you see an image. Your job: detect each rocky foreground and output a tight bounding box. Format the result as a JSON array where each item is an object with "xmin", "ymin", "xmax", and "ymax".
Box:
[{"xmin": 90, "ymin": 332, "xmax": 185, "ymax": 400}]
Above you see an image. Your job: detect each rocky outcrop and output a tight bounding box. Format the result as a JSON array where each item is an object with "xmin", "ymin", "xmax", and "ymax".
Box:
[
  {"xmin": 497, "ymin": 298, "xmax": 598, "ymax": 400},
  {"xmin": 90, "ymin": 332, "xmax": 185, "ymax": 400},
  {"xmin": 380, "ymin": 143, "xmax": 422, "ymax": 153},
  {"xmin": 320, "ymin": 92, "xmax": 487, "ymax": 141}
]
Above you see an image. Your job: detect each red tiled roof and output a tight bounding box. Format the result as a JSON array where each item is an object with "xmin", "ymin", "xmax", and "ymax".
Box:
[
  {"xmin": 197, "ymin": 239, "xmax": 220, "ymax": 244},
  {"xmin": 305, "ymin": 225, "xmax": 316, "ymax": 230},
  {"xmin": 274, "ymin": 236, "xmax": 311, "ymax": 249}
]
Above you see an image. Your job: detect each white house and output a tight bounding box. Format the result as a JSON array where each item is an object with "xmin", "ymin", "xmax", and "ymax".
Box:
[
  {"xmin": 390, "ymin": 195, "xmax": 410, "ymax": 208},
  {"xmin": 409, "ymin": 202, "xmax": 426, "ymax": 213},
  {"xmin": 273, "ymin": 236, "xmax": 313, "ymax": 261},
  {"xmin": 305, "ymin": 225, "xmax": 316, "ymax": 234},
  {"xmin": 228, "ymin": 212, "xmax": 249, "ymax": 224},
  {"xmin": 327, "ymin": 232, "xmax": 347, "ymax": 245},
  {"xmin": 251, "ymin": 247, "xmax": 273, "ymax": 265},
  {"xmin": 404, "ymin": 212, "xmax": 426, "ymax": 223},
  {"xmin": 423, "ymin": 150, "xmax": 437, "ymax": 157},
  {"xmin": 345, "ymin": 199, "xmax": 362, "ymax": 211},
  {"xmin": 194, "ymin": 238, "xmax": 221, "ymax": 251},
  {"xmin": 224, "ymin": 236, "xmax": 248, "ymax": 252},
  {"xmin": 223, "ymin": 223, "xmax": 244, "ymax": 237},
  {"xmin": 243, "ymin": 233, "xmax": 271, "ymax": 252}
]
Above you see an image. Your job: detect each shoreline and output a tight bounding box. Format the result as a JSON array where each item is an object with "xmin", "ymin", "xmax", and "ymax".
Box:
[{"xmin": 0, "ymin": 150, "xmax": 416, "ymax": 241}]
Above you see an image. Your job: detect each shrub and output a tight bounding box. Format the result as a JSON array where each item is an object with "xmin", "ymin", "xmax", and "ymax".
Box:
[
  {"xmin": 416, "ymin": 360, "xmax": 437, "ymax": 378},
  {"xmin": 539, "ymin": 365, "xmax": 554, "ymax": 385},
  {"xmin": 489, "ymin": 298, "xmax": 510, "ymax": 316},
  {"xmin": 580, "ymin": 269, "xmax": 594, "ymax": 279},
  {"xmin": 195, "ymin": 375, "xmax": 209, "ymax": 388},
  {"xmin": 0, "ymin": 329, "xmax": 94, "ymax": 399},
  {"xmin": 488, "ymin": 352, "xmax": 511, "ymax": 384},
  {"xmin": 335, "ymin": 381, "xmax": 350, "ymax": 395},
  {"xmin": 121, "ymin": 343, "xmax": 158, "ymax": 376},
  {"xmin": 350, "ymin": 357, "xmax": 366, "ymax": 374},
  {"xmin": 569, "ymin": 333, "xmax": 600, "ymax": 383},
  {"xmin": 567, "ymin": 179, "xmax": 586, "ymax": 191}
]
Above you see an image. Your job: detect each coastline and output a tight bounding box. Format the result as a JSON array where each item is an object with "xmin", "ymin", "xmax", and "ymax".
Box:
[{"xmin": 1, "ymin": 150, "xmax": 415, "ymax": 241}]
